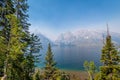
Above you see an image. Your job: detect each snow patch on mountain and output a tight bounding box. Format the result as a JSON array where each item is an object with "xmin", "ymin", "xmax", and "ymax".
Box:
[
  {"xmin": 55, "ymin": 30, "xmax": 120, "ymax": 46},
  {"xmin": 34, "ymin": 29, "xmax": 120, "ymax": 47}
]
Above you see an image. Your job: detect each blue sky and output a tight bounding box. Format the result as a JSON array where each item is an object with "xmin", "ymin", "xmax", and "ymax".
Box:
[{"xmin": 28, "ymin": 0, "xmax": 120, "ymax": 40}]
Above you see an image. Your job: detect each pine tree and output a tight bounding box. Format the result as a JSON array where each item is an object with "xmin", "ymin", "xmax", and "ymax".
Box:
[
  {"xmin": 0, "ymin": 0, "xmax": 15, "ymax": 78},
  {"xmin": 5, "ymin": 14, "xmax": 27, "ymax": 80},
  {"xmin": 29, "ymin": 34, "xmax": 42, "ymax": 65},
  {"xmin": 23, "ymin": 34, "xmax": 42, "ymax": 80},
  {"xmin": 44, "ymin": 43, "xmax": 58, "ymax": 80},
  {"xmin": 13, "ymin": 0, "xmax": 30, "ymax": 33},
  {"xmin": 84, "ymin": 61, "xmax": 96, "ymax": 80},
  {"xmin": 0, "ymin": 1, "xmax": 42, "ymax": 80},
  {"xmin": 100, "ymin": 26, "xmax": 120, "ymax": 79},
  {"xmin": 33, "ymin": 69, "xmax": 42, "ymax": 80},
  {"xmin": 13, "ymin": 1, "xmax": 39, "ymax": 79}
]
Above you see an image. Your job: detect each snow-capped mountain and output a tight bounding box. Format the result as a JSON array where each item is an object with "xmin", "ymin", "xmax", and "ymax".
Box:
[
  {"xmin": 35, "ymin": 30, "xmax": 120, "ymax": 47},
  {"xmin": 55, "ymin": 30, "xmax": 120, "ymax": 47}
]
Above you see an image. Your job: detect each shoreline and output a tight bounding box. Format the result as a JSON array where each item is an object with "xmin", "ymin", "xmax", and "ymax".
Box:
[
  {"xmin": 60, "ymin": 69, "xmax": 85, "ymax": 72},
  {"xmin": 35, "ymin": 68, "xmax": 88, "ymax": 80},
  {"xmin": 61, "ymin": 69, "xmax": 88, "ymax": 80}
]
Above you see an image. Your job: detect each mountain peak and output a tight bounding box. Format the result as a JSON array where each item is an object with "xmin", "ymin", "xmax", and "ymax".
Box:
[{"xmin": 55, "ymin": 30, "xmax": 120, "ymax": 46}]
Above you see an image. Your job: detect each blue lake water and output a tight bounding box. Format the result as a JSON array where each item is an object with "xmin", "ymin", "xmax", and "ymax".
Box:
[{"xmin": 38, "ymin": 46, "xmax": 102, "ymax": 71}]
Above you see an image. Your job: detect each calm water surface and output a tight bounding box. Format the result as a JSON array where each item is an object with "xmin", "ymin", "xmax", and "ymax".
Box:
[{"xmin": 39, "ymin": 46, "xmax": 102, "ymax": 71}]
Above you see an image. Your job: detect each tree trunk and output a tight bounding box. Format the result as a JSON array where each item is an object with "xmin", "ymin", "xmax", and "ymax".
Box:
[{"xmin": 1, "ymin": 75, "xmax": 7, "ymax": 80}]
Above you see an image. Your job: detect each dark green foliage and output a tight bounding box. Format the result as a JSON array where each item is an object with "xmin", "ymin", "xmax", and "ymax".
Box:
[
  {"xmin": 5, "ymin": 14, "xmax": 26, "ymax": 80},
  {"xmin": 23, "ymin": 34, "xmax": 42, "ymax": 80},
  {"xmin": 0, "ymin": 0, "xmax": 15, "ymax": 77},
  {"xmin": 13, "ymin": 0, "xmax": 30, "ymax": 32},
  {"xmin": 43, "ymin": 43, "xmax": 70, "ymax": 80},
  {"xmin": 0, "ymin": 0, "xmax": 42, "ymax": 80},
  {"xmin": 84, "ymin": 61, "xmax": 96, "ymax": 80},
  {"xmin": 101, "ymin": 36, "xmax": 120, "ymax": 66},
  {"xmin": 43, "ymin": 43, "xmax": 58, "ymax": 80},
  {"xmin": 57, "ymin": 72, "xmax": 70, "ymax": 80},
  {"xmin": 100, "ymin": 34, "xmax": 120, "ymax": 79},
  {"xmin": 33, "ymin": 69, "xmax": 42, "ymax": 80}
]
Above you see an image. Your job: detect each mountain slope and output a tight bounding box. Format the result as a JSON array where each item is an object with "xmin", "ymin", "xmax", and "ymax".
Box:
[
  {"xmin": 36, "ymin": 33, "xmax": 54, "ymax": 48},
  {"xmin": 55, "ymin": 30, "xmax": 120, "ymax": 47}
]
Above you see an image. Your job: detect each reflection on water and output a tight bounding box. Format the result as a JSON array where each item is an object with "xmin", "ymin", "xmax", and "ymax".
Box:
[{"xmin": 39, "ymin": 46, "xmax": 102, "ymax": 70}]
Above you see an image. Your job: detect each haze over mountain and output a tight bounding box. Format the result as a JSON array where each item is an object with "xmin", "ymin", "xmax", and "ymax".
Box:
[
  {"xmin": 37, "ymin": 30, "xmax": 120, "ymax": 47},
  {"xmin": 55, "ymin": 30, "xmax": 120, "ymax": 47},
  {"xmin": 36, "ymin": 33, "xmax": 54, "ymax": 48},
  {"xmin": 36, "ymin": 29, "xmax": 120, "ymax": 70}
]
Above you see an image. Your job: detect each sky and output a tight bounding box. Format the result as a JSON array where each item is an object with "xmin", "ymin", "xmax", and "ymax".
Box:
[{"xmin": 28, "ymin": 0, "xmax": 120, "ymax": 40}]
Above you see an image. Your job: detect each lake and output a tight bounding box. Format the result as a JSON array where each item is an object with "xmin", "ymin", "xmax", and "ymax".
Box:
[{"xmin": 38, "ymin": 45, "xmax": 102, "ymax": 71}]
